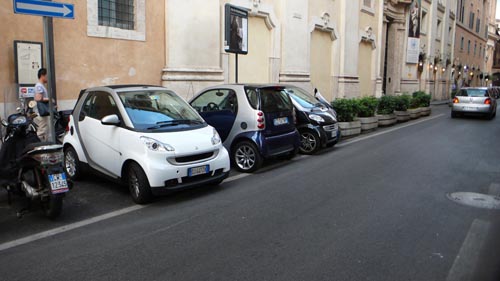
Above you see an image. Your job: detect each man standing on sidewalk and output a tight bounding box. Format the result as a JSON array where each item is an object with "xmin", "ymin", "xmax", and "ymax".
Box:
[{"xmin": 34, "ymin": 68, "xmax": 50, "ymax": 142}]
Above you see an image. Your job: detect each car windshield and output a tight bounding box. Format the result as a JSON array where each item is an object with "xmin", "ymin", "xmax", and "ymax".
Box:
[
  {"xmin": 284, "ymin": 87, "xmax": 319, "ymax": 109},
  {"xmin": 118, "ymin": 90, "xmax": 204, "ymax": 130},
  {"xmin": 457, "ymin": 89, "xmax": 488, "ymax": 97}
]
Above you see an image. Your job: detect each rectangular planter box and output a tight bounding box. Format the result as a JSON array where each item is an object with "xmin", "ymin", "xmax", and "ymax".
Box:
[
  {"xmin": 394, "ymin": 110, "xmax": 410, "ymax": 122},
  {"xmin": 357, "ymin": 117, "xmax": 378, "ymax": 133},
  {"xmin": 338, "ymin": 121, "xmax": 361, "ymax": 138}
]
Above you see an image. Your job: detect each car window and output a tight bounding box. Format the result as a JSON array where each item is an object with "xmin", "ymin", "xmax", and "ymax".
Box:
[
  {"xmin": 284, "ymin": 87, "xmax": 319, "ymax": 109},
  {"xmin": 191, "ymin": 89, "xmax": 238, "ymax": 114},
  {"xmin": 84, "ymin": 92, "xmax": 120, "ymax": 120},
  {"xmin": 119, "ymin": 90, "xmax": 204, "ymax": 130},
  {"xmin": 259, "ymin": 88, "xmax": 293, "ymax": 113},
  {"xmin": 245, "ymin": 88, "xmax": 259, "ymax": 109},
  {"xmin": 462, "ymin": 89, "xmax": 488, "ymax": 97}
]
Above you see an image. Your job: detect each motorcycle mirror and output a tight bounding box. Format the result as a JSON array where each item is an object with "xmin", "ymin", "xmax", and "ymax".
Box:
[
  {"xmin": 28, "ymin": 100, "xmax": 37, "ymax": 109},
  {"xmin": 1, "ymin": 119, "xmax": 7, "ymax": 127},
  {"xmin": 16, "ymin": 107, "xmax": 22, "ymax": 112}
]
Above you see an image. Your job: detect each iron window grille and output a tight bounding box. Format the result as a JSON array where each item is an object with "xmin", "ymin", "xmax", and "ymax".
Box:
[{"xmin": 98, "ymin": 0, "xmax": 135, "ymax": 30}]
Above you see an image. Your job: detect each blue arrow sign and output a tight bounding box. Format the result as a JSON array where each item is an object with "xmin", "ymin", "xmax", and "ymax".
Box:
[{"xmin": 13, "ymin": 0, "xmax": 74, "ymax": 19}]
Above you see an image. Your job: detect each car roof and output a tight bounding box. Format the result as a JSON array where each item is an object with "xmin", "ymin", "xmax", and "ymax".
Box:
[{"xmin": 82, "ymin": 84, "xmax": 166, "ymax": 92}]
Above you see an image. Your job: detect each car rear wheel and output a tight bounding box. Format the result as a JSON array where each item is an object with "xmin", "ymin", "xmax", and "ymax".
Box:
[
  {"xmin": 451, "ymin": 111, "xmax": 458, "ymax": 118},
  {"xmin": 232, "ymin": 141, "xmax": 262, "ymax": 173},
  {"xmin": 299, "ymin": 130, "xmax": 320, "ymax": 154},
  {"xmin": 127, "ymin": 162, "xmax": 153, "ymax": 204},
  {"xmin": 64, "ymin": 147, "xmax": 83, "ymax": 181}
]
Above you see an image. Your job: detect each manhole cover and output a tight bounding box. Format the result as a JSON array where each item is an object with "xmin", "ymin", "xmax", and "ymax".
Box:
[{"xmin": 447, "ymin": 192, "xmax": 500, "ymax": 210}]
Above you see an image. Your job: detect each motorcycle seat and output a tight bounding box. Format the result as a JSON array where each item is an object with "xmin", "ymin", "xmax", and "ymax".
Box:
[{"xmin": 22, "ymin": 142, "xmax": 57, "ymax": 155}]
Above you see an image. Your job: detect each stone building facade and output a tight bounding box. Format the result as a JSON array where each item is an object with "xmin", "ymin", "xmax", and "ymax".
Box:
[
  {"xmin": 0, "ymin": 0, "xmax": 463, "ymax": 119},
  {"xmin": 453, "ymin": 0, "xmax": 491, "ymax": 87}
]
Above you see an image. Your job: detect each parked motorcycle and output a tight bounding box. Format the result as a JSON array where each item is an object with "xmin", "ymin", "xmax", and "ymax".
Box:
[{"xmin": 0, "ymin": 102, "xmax": 70, "ymax": 219}]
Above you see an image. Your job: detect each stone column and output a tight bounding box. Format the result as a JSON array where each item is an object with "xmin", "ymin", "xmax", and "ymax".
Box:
[{"xmin": 385, "ymin": 20, "xmax": 405, "ymax": 95}]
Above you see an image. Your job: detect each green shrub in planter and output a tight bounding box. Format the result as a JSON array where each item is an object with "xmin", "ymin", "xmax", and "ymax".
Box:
[
  {"xmin": 409, "ymin": 96, "xmax": 420, "ymax": 109},
  {"xmin": 394, "ymin": 95, "xmax": 411, "ymax": 111},
  {"xmin": 377, "ymin": 96, "xmax": 397, "ymax": 115},
  {"xmin": 331, "ymin": 99, "xmax": 359, "ymax": 122},
  {"xmin": 412, "ymin": 91, "xmax": 431, "ymax": 107},
  {"xmin": 357, "ymin": 96, "xmax": 378, "ymax": 117}
]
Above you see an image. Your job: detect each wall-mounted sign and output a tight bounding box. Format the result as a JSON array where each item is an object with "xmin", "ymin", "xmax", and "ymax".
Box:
[
  {"xmin": 224, "ymin": 4, "xmax": 248, "ymax": 55},
  {"xmin": 14, "ymin": 41, "xmax": 43, "ymax": 88}
]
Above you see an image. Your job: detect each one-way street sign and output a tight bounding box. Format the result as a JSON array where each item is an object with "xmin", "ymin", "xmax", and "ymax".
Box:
[{"xmin": 13, "ymin": 0, "xmax": 74, "ymax": 19}]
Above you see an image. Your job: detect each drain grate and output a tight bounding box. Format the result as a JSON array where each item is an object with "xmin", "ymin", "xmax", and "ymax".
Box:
[{"xmin": 447, "ymin": 192, "xmax": 500, "ymax": 210}]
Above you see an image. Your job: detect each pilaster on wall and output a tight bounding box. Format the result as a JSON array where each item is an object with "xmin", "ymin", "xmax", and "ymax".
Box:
[
  {"xmin": 162, "ymin": 0, "xmax": 224, "ymax": 100},
  {"xmin": 279, "ymin": 0, "xmax": 310, "ymax": 85},
  {"xmin": 337, "ymin": 0, "xmax": 360, "ymax": 97}
]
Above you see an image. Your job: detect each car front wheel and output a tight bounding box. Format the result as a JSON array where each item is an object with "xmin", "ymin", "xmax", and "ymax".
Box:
[
  {"xmin": 299, "ymin": 130, "xmax": 321, "ymax": 154},
  {"xmin": 127, "ymin": 162, "xmax": 153, "ymax": 204}
]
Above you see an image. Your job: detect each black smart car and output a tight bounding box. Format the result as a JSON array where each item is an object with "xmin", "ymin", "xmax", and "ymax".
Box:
[{"xmin": 283, "ymin": 86, "xmax": 340, "ymax": 154}]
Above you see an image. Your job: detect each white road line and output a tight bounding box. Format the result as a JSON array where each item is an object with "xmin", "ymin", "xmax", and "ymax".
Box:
[
  {"xmin": 0, "ymin": 113, "xmax": 445, "ymax": 252},
  {"xmin": 224, "ymin": 173, "xmax": 251, "ymax": 183},
  {"xmin": 0, "ymin": 205, "xmax": 145, "ymax": 252},
  {"xmin": 337, "ymin": 114, "xmax": 445, "ymax": 148},
  {"xmin": 446, "ymin": 219, "xmax": 491, "ymax": 281}
]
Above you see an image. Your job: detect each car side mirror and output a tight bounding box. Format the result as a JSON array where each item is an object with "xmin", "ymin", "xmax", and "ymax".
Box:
[{"xmin": 101, "ymin": 114, "xmax": 121, "ymax": 126}]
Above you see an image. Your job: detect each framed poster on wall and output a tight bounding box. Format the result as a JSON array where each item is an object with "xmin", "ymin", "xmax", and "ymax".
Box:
[
  {"xmin": 14, "ymin": 41, "xmax": 43, "ymax": 98},
  {"xmin": 224, "ymin": 4, "xmax": 248, "ymax": 55}
]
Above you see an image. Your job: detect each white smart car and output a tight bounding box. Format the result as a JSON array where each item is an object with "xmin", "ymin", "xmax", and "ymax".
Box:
[{"xmin": 63, "ymin": 85, "xmax": 230, "ymax": 204}]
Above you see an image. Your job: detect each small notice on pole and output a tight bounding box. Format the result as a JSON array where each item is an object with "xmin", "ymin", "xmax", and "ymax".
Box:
[{"xmin": 14, "ymin": 41, "xmax": 43, "ymax": 98}]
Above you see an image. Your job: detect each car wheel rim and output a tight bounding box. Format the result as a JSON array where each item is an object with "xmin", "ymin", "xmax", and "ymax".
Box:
[
  {"xmin": 235, "ymin": 145, "xmax": 256, "ymax": 170},
  {"xmin": 65, "ymin": 151, "xmax": 76, "ymax": 177},
  {"xmin": 300, "ymin": 132, "xmax": 317, "ymax": 153},
  {"xmin": 129, "ymin": 170, "xmax": 140, "ymax": 198}
]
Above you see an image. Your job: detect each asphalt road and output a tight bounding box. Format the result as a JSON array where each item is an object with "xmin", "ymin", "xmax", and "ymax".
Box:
[{"xmin": 1, "ymin": 105, "xmax": 500, "ymax": 281}]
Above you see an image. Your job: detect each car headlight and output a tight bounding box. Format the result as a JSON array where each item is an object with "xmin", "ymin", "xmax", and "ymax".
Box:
[
  {"xmin": 211, "ymin": 128, "xmax": 221, "ymax": 145},
  {"xmin": 140, "ymin": 136, "xmax": 174, "ymax": 152},
  {"xmin": 308, "ymin": 114, "xmax": 325, "ymax": 123}
]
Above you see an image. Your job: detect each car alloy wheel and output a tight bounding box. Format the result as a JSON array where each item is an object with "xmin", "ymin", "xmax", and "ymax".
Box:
[
  {"xmin": 232, "ymin": 141, "xmax": 262, "ymax": 173},
  {"xmin": 126, "ymin": 162, "xmax": 153, "ymax": 204},
  {"xmin": 299, "ymin": 130, "xmax": 320, "ymax": 154},
  {"xmin": 64, "ymin": 147, "xmax": 82, "ymax": 181}
]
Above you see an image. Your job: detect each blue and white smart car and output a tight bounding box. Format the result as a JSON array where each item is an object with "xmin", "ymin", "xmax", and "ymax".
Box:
[{"xmin": 190, "ymin": 84, "xmax": 300, "ymax": 173}]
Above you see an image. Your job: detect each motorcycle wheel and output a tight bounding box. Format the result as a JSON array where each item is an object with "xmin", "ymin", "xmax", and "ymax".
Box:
[{"xmin": 42, "ymin": 194, "xmax": 63, "ymax": 219}]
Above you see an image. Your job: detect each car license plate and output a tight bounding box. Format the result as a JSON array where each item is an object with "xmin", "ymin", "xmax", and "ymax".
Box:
[
  {"xmin": 49, "ymin": 173, "xmax": 69, "ymax": 194},
  {"xmin": 464, "ymin": 106, "xmax": 477, "ymax": 111},
  {"xmin": 188, "ymin": 165, "xmax": 209, "ymax": 177},
  {"xmin": 273, "ymin": 117, "xmax": 289, "ymax": 126},
  {"xmin": 331, "ymin": 130, "xmax": 338, "ymax": 138}
]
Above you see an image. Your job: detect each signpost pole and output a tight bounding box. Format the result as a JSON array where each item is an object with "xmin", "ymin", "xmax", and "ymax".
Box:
[
  {"xmin": 235, "ymin": 53, "xmax": 239, "ymax": 84},
  {"xmin": 43, "ymin": 15, "xmax": 56, "ymax": 143}
]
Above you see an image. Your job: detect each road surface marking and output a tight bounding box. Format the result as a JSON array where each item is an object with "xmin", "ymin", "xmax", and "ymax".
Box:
[
  {"xmin": 0, "ymin": 113, "xmax": 444, "ymax": 251},
  {"xmin": 0, "ymin": 205, "xmax": 145, "ymax": 252},
  {"xmin": 446, "ymin": 219, "xmax": 490, "ymax": 281},
  {"xmin": 337, "ymin": 114, "xmax": 445, "ymax": 148}
]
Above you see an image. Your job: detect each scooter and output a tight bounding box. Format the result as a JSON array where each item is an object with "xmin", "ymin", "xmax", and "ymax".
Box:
[{"xmin": 0, "ymin": 102, "xmax": 71, "ymax": 219}]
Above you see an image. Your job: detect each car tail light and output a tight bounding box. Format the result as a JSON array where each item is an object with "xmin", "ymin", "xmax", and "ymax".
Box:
[
  {"xmin": 485, "ymin": 98, "xmax": 491, "ymax": 105},
  {"xmin": 257, "ymin": 111, "xmax": 265, "ymax": 130},
  {"xmin": 453, "ymin": 97, "xmax": 459, "ymax": 104},
  {"xmin": 65, "ymin": 115, "xmax": 71, "ymax": 132}
]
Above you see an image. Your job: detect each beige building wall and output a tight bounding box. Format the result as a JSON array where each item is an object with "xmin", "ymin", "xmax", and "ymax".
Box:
[
  {"xmin": 310, "ymin": 31, "xmax": 333, "ymax": 101},
  {"xmin": 0, "ymin": 0, "xmax": 165, "ymax": 118},
  {"xmin": 229, "ymin": 16, "xmax": 271, "ymax": 84}
]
